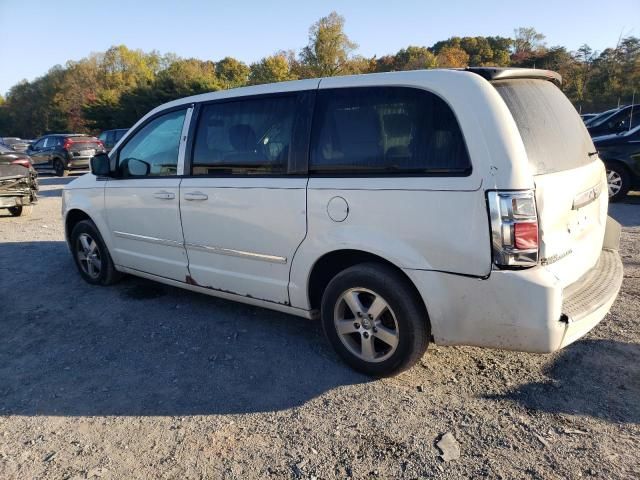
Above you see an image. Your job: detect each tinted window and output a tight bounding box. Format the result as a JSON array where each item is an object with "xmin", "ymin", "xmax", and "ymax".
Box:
[
  {"xmin": 310, "ymin": 87, "xmax": 471, "ymax": 174},
  {"xmin": 495, "ymin": 79, "xmax": 595, "ymax": 174},
  {"xmin": 192, "ymin": 96, "xmax": 296, "ymax": 175},
  {"xmin": 118, "ymin": 109, "xmax": 186, "ymax": 177},
  {"xmin": 115, "ymin": 130, "xmax": 127, "ymax": 142},
  {"xmin": 617, "ymin": 107, "xmax": 640, "ymax": 130}
]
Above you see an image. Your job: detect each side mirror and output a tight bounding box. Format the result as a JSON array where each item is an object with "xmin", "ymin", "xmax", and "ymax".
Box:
[
  {"xmin": 90, "ymin": 152, "xmax": 111, "ymax": 176},
  {"xmin": 120, "ymin": 157, "xmax": 150, "ymax": 177}
]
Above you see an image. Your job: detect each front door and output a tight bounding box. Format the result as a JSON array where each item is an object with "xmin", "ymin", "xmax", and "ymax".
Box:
[
  {"xmin": 180, "ymin": 94, "xmax": 309, "ymax": 304},
  {"xmin": 104, "ymin": 107, "xmax": 191, "ymax": 281},
  {"xmin": 29, "ymin": 137, "xmax": 49, "ymax": 167}
]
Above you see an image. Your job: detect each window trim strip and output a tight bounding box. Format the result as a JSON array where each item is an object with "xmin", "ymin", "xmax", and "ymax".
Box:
[{"xmin": 177, "ymin": 106, "xmax": 194, "ymax": 176}]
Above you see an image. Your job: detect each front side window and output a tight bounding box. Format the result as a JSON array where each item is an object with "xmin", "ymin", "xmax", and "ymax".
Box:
[
  {"xmin": 310, "ymin": 87, "xmax": 471, "ymax": 175},
  {"xmin": 192, "ymin": 96, "xmax": 296, "ymax": 175},
  {"xmin": 118, "ymin": 109, "xmax": 186, "ymax": 177}
]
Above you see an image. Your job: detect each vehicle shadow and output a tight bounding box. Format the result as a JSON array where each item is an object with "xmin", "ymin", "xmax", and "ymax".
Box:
[
  {"xmin": 37, "ymin": 188, "xmax": 63, "ymax": 198},
  {"xmin": 486, "ymin": 339, "xmax": 640, "ymax": 424},
  {"xmin": 37, "ymin": 175, "xmax": 81, "ymax": 186},
  {"xmin": 0, "ymin": 241, "xmax": 368, "ymax": 417}
]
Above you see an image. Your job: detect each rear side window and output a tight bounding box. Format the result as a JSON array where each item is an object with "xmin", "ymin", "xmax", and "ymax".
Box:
[
  {"xmin": 192, "ymin": 96, "xmax": 296, "ymax": 175},
  {"xmin": 310, "ymin": 87, "xmax": 471, "ymax": 175},
  {"xmin": 494, "ymin": 79, "xmax": 594, "ymax": 174}
]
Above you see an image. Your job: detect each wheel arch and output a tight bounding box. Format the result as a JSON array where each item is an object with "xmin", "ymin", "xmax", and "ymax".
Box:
[
  {"xmin": 64, "ymin": 208, "xmax": 93, "ymax": 244},
  {"xmin": 306, "ymin": 249, "xmax": 430, "ymax": 323},
  {"xmin": 604, "ymin": 158, "xmax": 632, "ymax": 175}
]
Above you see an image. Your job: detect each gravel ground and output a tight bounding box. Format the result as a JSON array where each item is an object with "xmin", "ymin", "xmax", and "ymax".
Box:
[{"xmin": 0, "ymin": 175, "xmax": 638, "ymax": 479}]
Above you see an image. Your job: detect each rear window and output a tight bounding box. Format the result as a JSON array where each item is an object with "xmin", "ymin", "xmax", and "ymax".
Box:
[
  {"xmin": 494, "ymin": 79, "xmax": 594, "ymax": 174},
  {"xmin": 67, "ymin": 137, "xmax": 102, "ymax": 151}
]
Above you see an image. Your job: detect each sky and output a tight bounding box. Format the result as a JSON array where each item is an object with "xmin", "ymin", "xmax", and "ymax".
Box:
[{"xmin": 0, "ymin": 0, "xmax": 638, "ymax": 96}]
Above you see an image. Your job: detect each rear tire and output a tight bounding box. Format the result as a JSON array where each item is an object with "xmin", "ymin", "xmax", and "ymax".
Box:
[
  {"xmin": 321, "ymin": 262, "xmax": 430, "ymax": 377},
  {"xmin": 70, "ymin": 219, "xmax": 121, "ymax": 286},
  {"xmin": 8, "ymin": 205, "xmax": 33, "ymax": 217},
  {"xmin": 54, "ymin": 158, "xmax": 69, "ymax": 177},
  {"xmin": 606, "ymin": 163, "xmax": 630, "ymax": 202}
]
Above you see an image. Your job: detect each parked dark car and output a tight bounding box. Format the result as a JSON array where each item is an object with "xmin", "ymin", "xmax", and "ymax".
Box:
[
  {"xmin": 0, "ymin": 143, "xmax": 33, "ymax": 168},
  {"xmin": 583, "ymin": 107, "xmax": 620, "ymax": 127},
  {"xmin": 587, "ymin": 104, "xmax": 639, "ymax": 137},
  {"xmin": 593, "ymin": 125, "xmax": 640, "ymax": 201},
  {"xmin": 1, "ymin": 137, "xmax": 31, "ymax": 153},
  {"xmin": 98, "ymin": 129, "xmax": 128, "ymax": 153},
  {"xmin": 580, "ymin": 113, "xmax": 598, "ymax": 123},
  {"xmin": 0, "ymin": 145, "xmax": 38, "ymax": 216},
  {"xmin": 27, "ymin": 134, "xmax": 105, "ymax": 176}
]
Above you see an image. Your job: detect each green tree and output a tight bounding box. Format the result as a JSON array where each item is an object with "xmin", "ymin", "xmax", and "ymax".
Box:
[
  {"xmin": 390, "ymin": 46, "xmax": 437, "ymax": 71},
  {"xmin": 436, "ymin": 46, "xmax": 469, "ymax": 68},
  {"xmin": 215, "ymin": 57, "xmax": 250, "ymax": 89},
  {"xmin": 299, "ymin": 11, "xmax": 358, "ymax": 77},
  {"xmin": 512, "ymin": 27, "xmax": 546, "ymax": 64},
  {"xmin": 249, "ymin": 52, "xmax": 298, "ymax": 85}
]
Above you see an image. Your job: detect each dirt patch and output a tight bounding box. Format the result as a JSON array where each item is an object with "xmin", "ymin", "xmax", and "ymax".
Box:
[{"xmin": 0, "ymin": 176, "xmax": 638, "ymax": 479}]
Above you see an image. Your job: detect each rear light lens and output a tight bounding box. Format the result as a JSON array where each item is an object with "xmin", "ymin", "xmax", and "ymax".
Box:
[
  {"xmin": 487, "ymin": 191, "xmax": 539, "ymax": 268},
  {"xmin": 11, "ymin": 159, "xmax": 31, "ymax": 168},
  {"xmin": 63, "ymin": 138, "xmax": 73, "ymax": 150}
]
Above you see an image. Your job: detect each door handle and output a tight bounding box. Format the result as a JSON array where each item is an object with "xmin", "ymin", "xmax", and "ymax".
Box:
[
  {"xmin": 184, "ymin": 192, "xmax": 208, "ymax": 201},
  {"xmin": 153, "ymin": 191, "xmax": 175, "ymax": 200}
]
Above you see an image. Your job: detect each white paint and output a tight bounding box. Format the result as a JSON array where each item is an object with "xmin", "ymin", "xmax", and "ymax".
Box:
[{"xmin": 63, "ymin": 69, "xmax": 622, "ymax": 354}]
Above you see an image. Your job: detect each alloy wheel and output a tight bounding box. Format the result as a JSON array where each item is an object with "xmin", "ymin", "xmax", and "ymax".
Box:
[
  {"xmin": 76, "ymin": 233, "xmax": 101, "ymax": 279},
  {"xmin": 333, "ymin": 288, "xmax": 399, "ymax": 363},
  {"xmin": 607, "ymin": 169, "xmax": 622, "ymax": 197}
]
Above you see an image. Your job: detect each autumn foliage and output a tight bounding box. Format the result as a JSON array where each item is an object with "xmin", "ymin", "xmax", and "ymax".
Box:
[{"xmin": 0, "ymin": 13, "xmax": 638, "ymax": 137}]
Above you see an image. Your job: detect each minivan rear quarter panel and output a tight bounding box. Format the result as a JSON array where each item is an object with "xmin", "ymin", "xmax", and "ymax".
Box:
[{"xmin": 290, "ymin": 71, "xmax": 533, "ymax": 310}]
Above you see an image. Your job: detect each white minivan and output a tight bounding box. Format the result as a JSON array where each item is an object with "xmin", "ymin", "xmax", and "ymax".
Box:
[{"xmin": 63, "ymin": 68, "xmax": 623, "ymax": 376}]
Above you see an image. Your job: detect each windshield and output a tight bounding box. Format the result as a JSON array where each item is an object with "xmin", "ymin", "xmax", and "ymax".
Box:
[
  {"xmin": 587, "ymin": 108, "xmax": 621, "ymax": 127},
  {"xmin": 494, "ymin": 79, "xmax": 595, "ymax": 175}
]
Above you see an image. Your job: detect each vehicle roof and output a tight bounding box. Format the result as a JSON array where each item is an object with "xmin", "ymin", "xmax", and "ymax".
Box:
[
  {"xmin": 151, "ymin": 67, "xmax": 561, "ymax": 115},
  {"xmin": 44, "ymin": 133, "xmax": 88, "ymax": 137}
]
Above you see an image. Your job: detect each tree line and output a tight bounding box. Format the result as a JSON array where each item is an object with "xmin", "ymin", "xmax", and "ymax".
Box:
[{"xmin": 0, "ymin": 12, "xmax": 638, "ymax": 138}]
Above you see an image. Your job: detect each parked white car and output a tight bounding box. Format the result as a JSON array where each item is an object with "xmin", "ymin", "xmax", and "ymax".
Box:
[{"xmin": 62, "ymin": 68, "xmax": 623, "ymax": 376}]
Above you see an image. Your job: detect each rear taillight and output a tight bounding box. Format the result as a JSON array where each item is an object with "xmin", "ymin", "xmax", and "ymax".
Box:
[
  {"xmin": 487, "ymin": 191, "xmax": 539, "ymax": 268},
  {"xmin": 63, "ymin": 138, "xmax": 74, "ymax": 150},
  {"xmin": 97, "ymin": 140, "xmax": 105, "ymax": 150},
  {"xmin": 11, "ymin": 159, "xmax": 31, "ymax": 168}
]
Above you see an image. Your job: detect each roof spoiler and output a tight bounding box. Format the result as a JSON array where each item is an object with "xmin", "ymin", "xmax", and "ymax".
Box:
[{"xmin": 463, "ymin": 67, "xmax": 562, "ymax": 86}]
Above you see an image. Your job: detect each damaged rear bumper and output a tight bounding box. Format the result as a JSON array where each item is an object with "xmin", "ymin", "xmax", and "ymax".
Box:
[
  {"xmin": 0, "ymin": 166, "xmax": 39, "ymax": 208},
  {"xmin": 405, "ymin": 216, "xmax": 623, "ymax": 353}
]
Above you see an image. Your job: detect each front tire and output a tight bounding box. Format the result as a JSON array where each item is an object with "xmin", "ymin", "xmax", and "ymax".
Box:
[
  {"xmin": 606, "ymin": 163, "xmax": 630, "ymax": 202},
  {"xmin": 70, "ymin": 220, "xmax": 121, "ymax": 285},
  {"xmin": 8, "ymin": 205, "xmax": 33, "ymax": 217},
  {"xmin": 321, "ymin": 262, "xmax": 430, "ymax": 377},
  {"xmin": 54, "ymin": 158, "xmax": 69, "ymax": 177}
]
